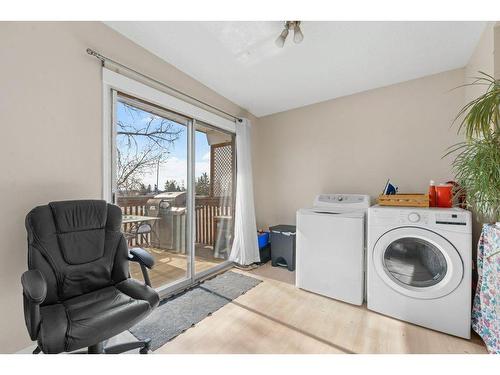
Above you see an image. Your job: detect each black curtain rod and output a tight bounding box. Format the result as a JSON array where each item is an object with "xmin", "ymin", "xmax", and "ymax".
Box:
[{"xmin": 86, "ymin": 48, "xmax": 243, "ymax": 123}]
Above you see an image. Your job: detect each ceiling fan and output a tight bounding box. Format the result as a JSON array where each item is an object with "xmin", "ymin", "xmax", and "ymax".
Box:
[{"xmin": 275, "ymin": 21, "xmax": 304, "ymax": 48}]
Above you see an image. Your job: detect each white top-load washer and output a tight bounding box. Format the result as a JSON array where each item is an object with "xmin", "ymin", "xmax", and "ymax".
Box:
[
  {"xmin": 367, "ymin": 205, "xmax": 472, "ymax": 338},
  {"xmin": 296, "ymin": 194, "xmax": 371, "ymax": 305}
]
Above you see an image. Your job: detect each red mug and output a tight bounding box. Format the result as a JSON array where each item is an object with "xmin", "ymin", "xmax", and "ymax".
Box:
[{"xmin": 436, "ymin": 184, "xmax": 453, "ymax": 208}]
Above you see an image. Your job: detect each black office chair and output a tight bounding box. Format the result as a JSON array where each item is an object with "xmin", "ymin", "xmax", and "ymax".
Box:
[{"xmin": 22, "ymin": 200, "xmax": 160, "ymax": 354}]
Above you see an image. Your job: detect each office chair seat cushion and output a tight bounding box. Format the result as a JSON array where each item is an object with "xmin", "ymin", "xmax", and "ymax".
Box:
[{"xmin": 38, "ymin": 279, "xmax": 159, "ymax": 353}]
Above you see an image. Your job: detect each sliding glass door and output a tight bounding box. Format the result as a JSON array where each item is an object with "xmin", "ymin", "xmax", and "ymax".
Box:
[
  {"xmin": 110, "ymin": 90, "xmax": 235, "ymax": 296},
  {"xmin": 114, "ymin": 93, "xmax": 190, "ymax": 290},
  {"xmin": 194, "ymin": 122, "xmax": 235, "ymax": 276}
]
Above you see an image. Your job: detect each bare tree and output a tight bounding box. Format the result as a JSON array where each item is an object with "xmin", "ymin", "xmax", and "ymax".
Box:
[{"xmin": 116, "ymin": 103, "xmax": 183, "ymax": 192}]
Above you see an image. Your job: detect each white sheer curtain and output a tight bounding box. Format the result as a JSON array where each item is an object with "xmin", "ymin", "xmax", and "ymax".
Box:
[{"xmin": 229, "ymin": 118, "xmax": 260, "ymax": 265}]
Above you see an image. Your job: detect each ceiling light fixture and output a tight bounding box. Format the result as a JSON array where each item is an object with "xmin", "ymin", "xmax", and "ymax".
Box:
[{"xmin": 275, "ymin": 21, "xmax": 304, "ymax": 48}]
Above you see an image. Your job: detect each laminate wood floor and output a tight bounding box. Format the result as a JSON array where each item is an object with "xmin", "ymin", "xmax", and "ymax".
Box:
[
  {"xmin": 16, "ymin": 263, "xmax": 487, "ymax": 354},
  {"xmin": 155, "ymin": 263, "xmax": 487, "ymax": 354}
]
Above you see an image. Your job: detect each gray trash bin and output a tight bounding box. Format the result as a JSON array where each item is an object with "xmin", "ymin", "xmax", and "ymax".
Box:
[{"xmin": 269, "ymin": 225, "xmax": 296, "ymax": 271}]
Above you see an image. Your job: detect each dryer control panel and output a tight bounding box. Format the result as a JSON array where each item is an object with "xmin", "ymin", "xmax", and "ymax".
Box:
[
  {"xmin": 314, "ymin": 194, "xmax": 370, "ymax": 209},
  {"xmin": 370, "ymin": 206, "xmax": 471, "ymax": 232},
  {"xmin": 434, "ymin": 212, "xmax": 469, "ymax": 226},
  {"xmin": 398, "ymin": 211, "xmax": 429, "ymax": 225}
]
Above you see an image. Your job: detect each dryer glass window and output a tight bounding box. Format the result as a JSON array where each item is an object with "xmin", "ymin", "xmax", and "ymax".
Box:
[{"xmin": 383, "ymin": 237, "xmax": 447, "ymax": 288}]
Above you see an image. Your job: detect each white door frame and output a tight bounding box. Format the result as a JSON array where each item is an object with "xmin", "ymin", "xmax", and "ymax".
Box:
[
  {"xmin": 101, "ymin": 68, "xmax": 236, "ymax": 298},
  {"xmin": 102, "ymin": 67, "xmax": 236, "ymax": 201}
]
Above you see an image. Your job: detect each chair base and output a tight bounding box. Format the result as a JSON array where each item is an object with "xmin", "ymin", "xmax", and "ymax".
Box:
[
  {"xmin": 33, "ymin": 338, "xmax": 152, "ymax": 354},
  {"xmin": 102, "ymin": 338, "xmax": 151, "ymax": 354}
]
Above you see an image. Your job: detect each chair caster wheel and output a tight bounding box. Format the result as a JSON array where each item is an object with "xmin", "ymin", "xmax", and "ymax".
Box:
[{"xmin": 139, "ymin": 338, "xmax": 151, "ymax": 354}]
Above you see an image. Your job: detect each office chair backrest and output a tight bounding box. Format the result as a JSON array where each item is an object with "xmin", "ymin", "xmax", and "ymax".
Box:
[{"xmin": 25, "ymin": 200, "xmax": 129, "ymax": 304}]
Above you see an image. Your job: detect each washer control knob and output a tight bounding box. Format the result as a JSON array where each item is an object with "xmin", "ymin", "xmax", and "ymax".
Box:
[
  {"xmin": 408, "ymin": 212, "xmax": 420, "ymax": 223},
  {"xmin": 338, "ymin": 196, "xmax": 343, "ymax": 201}
]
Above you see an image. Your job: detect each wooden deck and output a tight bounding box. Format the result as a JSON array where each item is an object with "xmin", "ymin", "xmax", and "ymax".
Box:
[{"xmin": 129, "ymin": 244, "xmax": 226, "ymax": 289}]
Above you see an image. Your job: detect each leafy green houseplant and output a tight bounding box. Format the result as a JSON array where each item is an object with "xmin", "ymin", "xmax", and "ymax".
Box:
[{"xmin": 447, "ymin": 72, "xmax": 500, "ymax": 223}]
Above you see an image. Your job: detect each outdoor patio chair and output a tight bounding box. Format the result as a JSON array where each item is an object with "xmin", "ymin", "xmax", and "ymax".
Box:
[{"xmin": 125, "ymin": 222, "xmax": 155, "ymax": 247}]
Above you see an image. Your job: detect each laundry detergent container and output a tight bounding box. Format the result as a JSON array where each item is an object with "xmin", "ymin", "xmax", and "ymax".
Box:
[{"xmin": 269, "ymin": 225, "xmax": 296, "ymax": 271}]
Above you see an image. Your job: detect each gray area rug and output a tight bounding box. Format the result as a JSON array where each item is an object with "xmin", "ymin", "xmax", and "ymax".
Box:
[{"xmin": 129, "ymin": 271, "xmax": 262, "ymax": 350}]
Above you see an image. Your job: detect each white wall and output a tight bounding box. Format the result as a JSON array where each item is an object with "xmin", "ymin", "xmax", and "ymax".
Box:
[
  {"xmin": 464, "ymin": 22, "xmax": 495, "ymax": 103},
  {"xmin": 496, "ymin": 23, "xmax": 500, "ymax": 78},
  {"xmin": 252, "ymin": 22, "xmax": 500, "ymax": 230},
  {"xmin": 252, "ymin": 69, "xmax": 466, "ymax": 229},
  {"xmin": 462, "ymin": 22, "xmax": 499, "ymax": 242},
  {"xmin": 0, "ymin": 21, "xmax": 251, "ymax": 353}
]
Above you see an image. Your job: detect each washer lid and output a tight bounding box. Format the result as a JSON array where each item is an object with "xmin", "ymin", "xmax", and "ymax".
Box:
[
  {"xmin": 372, "ymin": 227, "xmax": 464, "ymax": 299},
  {"xmin": 298, "ymin": 207, "xmax": 365, "ymax": 218}
]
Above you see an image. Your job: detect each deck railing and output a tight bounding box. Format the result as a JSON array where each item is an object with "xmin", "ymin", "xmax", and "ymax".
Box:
[
  {"xmin": 116, "ymin": 196, "xmax": 150, "ymax": 247},
  {"xmin": 116, "ymin": 195, "xmax": 232, "ymax": 247},
  {"xmin": 194, "ymin": 196, "xmax": 232, "ymax": 246}
]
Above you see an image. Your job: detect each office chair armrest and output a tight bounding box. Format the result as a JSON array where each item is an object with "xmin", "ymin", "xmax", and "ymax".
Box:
[
  {"xmin": 21, "ymin": 270, "xmax": 47, "ymax": 304},
  {"xmin": 21, "ymin": 270, "xmax": 46, "ymax": 341},
  {"xmin": 129, "ymin": 248, "xmax": 155, "ymax": 269},
  {"xmin": 129, "ymin": 248, "xmax": 154, "ymax": 287}
]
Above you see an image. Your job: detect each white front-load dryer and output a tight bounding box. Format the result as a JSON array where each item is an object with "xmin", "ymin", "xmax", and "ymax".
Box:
[{"xmin": 367, "ymin": 206, "xmax": 472, "ymax": 338}]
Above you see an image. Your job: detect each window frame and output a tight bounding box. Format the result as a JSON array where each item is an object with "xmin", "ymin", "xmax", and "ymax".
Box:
[
  {"xmin": 102, "ymin": 68, "xmax": 237, "ymax": 297},
  {"xmin": 102, "ymin": 68, "xmax": 236, "ymax": 201}
]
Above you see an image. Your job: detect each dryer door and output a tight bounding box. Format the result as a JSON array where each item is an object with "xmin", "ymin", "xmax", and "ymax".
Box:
[{"xmin": 373, "ymin": 227, "xmax": 463, "ymax": 299}]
